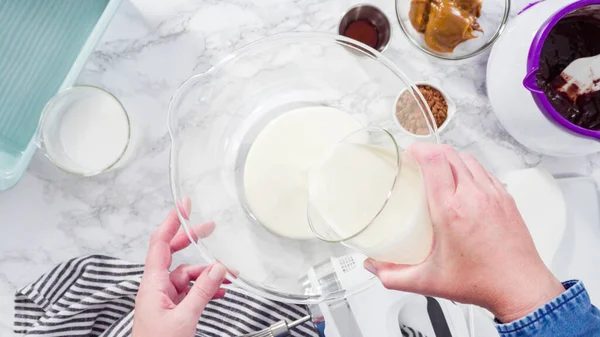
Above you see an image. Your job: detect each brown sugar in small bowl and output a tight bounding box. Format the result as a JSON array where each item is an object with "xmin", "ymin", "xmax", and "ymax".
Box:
[{"xmin": 393, "ymin": 82, "xmax": 456, "ymax": 137}]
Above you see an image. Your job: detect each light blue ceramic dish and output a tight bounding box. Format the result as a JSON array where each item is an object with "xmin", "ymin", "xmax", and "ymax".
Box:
[{"xmin": 0, "ymin": 0, "xmax": 122, "ymax": 190}]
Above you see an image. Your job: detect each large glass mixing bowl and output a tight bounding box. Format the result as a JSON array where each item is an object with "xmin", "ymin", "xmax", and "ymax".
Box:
[{"xmin": 168, "ymin": 33, "xmax": 439, "ymax": 304}]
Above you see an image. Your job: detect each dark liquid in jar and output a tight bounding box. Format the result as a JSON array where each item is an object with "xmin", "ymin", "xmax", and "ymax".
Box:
[
  {"xmin": 343, "ymin": 20, "xmax": 379, "ymax": 49},
  {"xmin": 537, "ymin": 16, "xmax": 600, "ymax": 130}
]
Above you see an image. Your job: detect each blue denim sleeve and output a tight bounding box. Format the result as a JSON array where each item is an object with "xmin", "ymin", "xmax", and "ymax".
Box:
[{"xmin": 495, "ymin": 280, "xmax": 600, "ymax": 337}]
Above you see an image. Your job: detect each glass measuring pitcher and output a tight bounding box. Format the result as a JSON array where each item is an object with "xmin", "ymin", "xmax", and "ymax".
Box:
[{"xmin": 308, "ymin": 127, "xmax": 433, "ymax": 264}]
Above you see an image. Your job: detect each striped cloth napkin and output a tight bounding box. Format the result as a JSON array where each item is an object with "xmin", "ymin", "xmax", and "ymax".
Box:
[
  {"xmin": 14, "ymin": 255, "xmax": 318, "ymax": 337},
  {"xmin": 400, "ymin": 325, "xmax": 428, "ymax": 337}
]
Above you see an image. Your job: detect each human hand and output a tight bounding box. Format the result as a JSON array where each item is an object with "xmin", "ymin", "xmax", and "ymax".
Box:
[
  {"xmin": 364, "ymin": 143, "xmax": 565, "ymax": 323},
  {"xmin": 132, "ymin": 199, "xmax": 227, "ymax": 337}
]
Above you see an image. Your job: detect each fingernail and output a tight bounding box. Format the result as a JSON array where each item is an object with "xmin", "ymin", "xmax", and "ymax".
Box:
[
  {"xmin": 208, "ymin": 263, "xmax": 226, "ymax": 281},
  {"xmin": 364, "ymin": 259, "xmax": 376, "ymax": 274},
  {"xmin": 177, "ymin": 201, "xmax": 189, "ymax": 220}
]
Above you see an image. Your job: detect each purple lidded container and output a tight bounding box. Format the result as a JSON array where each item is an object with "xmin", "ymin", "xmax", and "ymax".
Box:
[{"xmin": 522, "ymin": 0, "xmax": 600, "ymax": 140}]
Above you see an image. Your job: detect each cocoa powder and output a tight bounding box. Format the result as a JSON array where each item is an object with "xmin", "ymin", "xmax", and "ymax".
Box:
[{"xmin": 395, "ymin": 85, "xmax": 448, "ymax": 135}]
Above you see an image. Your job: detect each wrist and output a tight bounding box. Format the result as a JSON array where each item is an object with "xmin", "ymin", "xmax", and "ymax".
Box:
[{"xmin": 489, "ymin": 270, "xmax": 565, "ymax": 323}]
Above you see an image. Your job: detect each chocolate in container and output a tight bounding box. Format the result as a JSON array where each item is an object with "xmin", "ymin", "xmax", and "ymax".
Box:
[{"xmin": 523, "ymin": 0, "xmax": 600, "ymax": 139}]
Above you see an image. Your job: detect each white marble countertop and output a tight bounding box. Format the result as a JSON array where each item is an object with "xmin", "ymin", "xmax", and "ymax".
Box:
[{"xmin": 2, "ymin": 0, "xmax": 600, "ymax": 335}]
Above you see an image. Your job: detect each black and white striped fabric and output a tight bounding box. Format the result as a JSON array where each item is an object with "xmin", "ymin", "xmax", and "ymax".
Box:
[
  {"xmin": 400, "ymin": 325, "xmax": 427, "ymax": 337},
  {"xmin": 400, "ymin": 325, "xmax": 428, "ymax": 337},
  {"xmin": 14, "ymin": 255, "xmax": 318, "ymax": 337}
]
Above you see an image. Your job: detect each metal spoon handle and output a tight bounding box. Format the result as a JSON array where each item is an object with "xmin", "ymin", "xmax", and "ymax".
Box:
[{"xmin": 242, "ymin": 315, "xmax": 311, "ymax": 337}]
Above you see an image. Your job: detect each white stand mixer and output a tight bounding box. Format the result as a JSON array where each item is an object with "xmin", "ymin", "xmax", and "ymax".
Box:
[{"xmin": 487, "ymin": 0, "xmax": 600, "ymax": 156}]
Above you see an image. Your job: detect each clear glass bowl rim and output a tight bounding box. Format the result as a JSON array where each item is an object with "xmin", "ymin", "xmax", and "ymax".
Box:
[{"xmin": 167, "ymin": 32, "xmax": 439, "ymax": 303}]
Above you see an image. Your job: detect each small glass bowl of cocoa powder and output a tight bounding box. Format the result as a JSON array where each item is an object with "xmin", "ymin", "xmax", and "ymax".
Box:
[{"xmin": 393, "ymin": 82, "xmax": 455, "ymax": 137}]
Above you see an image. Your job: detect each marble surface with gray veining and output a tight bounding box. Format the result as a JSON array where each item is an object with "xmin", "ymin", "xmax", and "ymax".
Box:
[{"xmin": 2, "ymin": 0, "xmax": 600, "ymax": 335}]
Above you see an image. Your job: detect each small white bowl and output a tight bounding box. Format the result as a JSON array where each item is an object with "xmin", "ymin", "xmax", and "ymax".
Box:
[{"xmin": 392, "ymin": 81, "xmax": 456, "ymax": 137}]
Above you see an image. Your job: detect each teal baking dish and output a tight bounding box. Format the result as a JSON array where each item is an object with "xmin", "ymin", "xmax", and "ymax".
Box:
[{"xmin": 0, "ymin": 0, "xmax": 122, "ymax": 190}]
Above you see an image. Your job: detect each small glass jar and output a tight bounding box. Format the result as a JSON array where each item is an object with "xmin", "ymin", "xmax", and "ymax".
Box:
[{"xmin": 38, "ymin": 85, "xmax": 130, "ymax": 176}]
